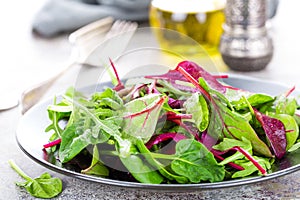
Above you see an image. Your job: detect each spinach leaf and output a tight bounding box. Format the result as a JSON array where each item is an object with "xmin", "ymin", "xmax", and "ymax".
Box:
[
  {"xmin": 231, "ymin": 93, "xmax": 274, "ymax": 110},
  {"xmin": 9, "ymin": 160, "xmax": 62, "ymax": 199},
  {"xmin": 81, "ymin": 145, "xmax": 109, "ymax": 177},
  {"xmin": 183, "ymin": 93, "xmax": 209, "ymax": 131},
  {"xmin": 117, "ymin": 141, "xmax": 164, "ymax": 184},
  {"xmin": 136, "ymin": 139, "xmax": 189, "ymax": 183},
  {"xmin": 45, "ymin": 97, "xmax": 72, "ymax": 139},
  {"xmin": 275, "ymin": 95, "xmax": 298, "ymax": 116},
  {"xmin": 171, "ymin": 139, "xmax": 225, "ymax": 183}
]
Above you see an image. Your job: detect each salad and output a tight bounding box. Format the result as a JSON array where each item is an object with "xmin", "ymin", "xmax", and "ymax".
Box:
[{"xmin": 43, "ymin": 60, "xmax": 300, "ymax": 184}]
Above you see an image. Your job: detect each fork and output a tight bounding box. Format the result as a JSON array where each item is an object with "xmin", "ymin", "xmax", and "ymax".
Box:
[{"xmin": 20, "ymin": 18, "xmax": 138, "ymax": 114}]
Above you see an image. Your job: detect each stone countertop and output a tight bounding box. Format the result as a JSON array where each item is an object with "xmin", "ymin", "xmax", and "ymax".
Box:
[{"xmin": 1, "ymin": 0, "xmax": 300, "ymax": 199}]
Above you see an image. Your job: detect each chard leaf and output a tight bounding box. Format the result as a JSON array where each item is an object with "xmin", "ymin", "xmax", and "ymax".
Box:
[
  {"xmin": 171, "ymin": 139, "xmax": 225, "ymax": 183},
  {"xmin": 147, "ymin": 60, "xmax": 226, "ymax": 93},
  {"xmin": 81, "ymin": 145, "xmax": 109, "ymax": 177},
  {"xmin": 175, "ymin": 67, "xmax": 272, "ymax": 157},
  {"xmin": 231, "ymin": 156, "xmax": 271, "ymax": 178},
  {"xmin": 254, "ymin": 110, "xmax": 287, "ymax": 159},
  {"xmin": 123, "ymin": 94, "xmax": 166, "ymax": 143},
  {"xmin": 267, "ymin": 113, "xmax": 299, "ymax": 150},
  {"xmin": 204, "ymin": 84, "xmax": 272, "ymax": 157},
  {"xmin": 183, "ymin": 93, "xmax": 209, "ymax": 131},
  {"xmin": 213, "ymin": 137, "xmax": 252, "ymax": 165}
]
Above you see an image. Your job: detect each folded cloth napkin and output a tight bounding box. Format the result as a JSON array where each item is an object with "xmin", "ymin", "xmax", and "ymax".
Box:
[{"xmin": 32, "ymin": 0, "xmax": 151, "ymax": 37}]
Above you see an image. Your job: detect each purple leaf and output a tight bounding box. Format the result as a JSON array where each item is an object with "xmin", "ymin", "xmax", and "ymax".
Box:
[
  {"xmin": 254, "ymin": 109, "xmax": 287, "ymax": 159},
  {"xmin": 145, "ymin": 132, "xmax": 187, "ymax": 149},
  {"xmin": 200, "ymin": 131, "xmax": 218, "ymax": 151},
  {"xmin": 146, "ymin": 60, "xmax": 226, "ymax": 93},
  {"xmin": 176, "ymin": 61, "xmax": 226, "ymax": 93},
  {"xmin": 168, "ymin": 98, "xmax": 185, "ymax": 109}
]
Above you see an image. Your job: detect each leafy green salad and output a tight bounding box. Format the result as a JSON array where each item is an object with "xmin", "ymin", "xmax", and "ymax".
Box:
[{"xmin": 43, "ymin": 60, "xmax": 300, "ymax": 184}]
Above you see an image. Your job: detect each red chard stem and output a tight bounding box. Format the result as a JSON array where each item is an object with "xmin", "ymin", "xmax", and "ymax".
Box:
[
  {"xmin": 233, "ymin": 146, "xmax": 267, "ymax": 176},
  {"xmin": 43, "ymin": 138, "xmax": 62, "ymax": 149}
]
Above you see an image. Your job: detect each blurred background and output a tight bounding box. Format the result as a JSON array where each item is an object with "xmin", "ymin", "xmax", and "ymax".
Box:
[{"xmin": 1, "ymin": 0, "xmax": 300, "ymax": 110}]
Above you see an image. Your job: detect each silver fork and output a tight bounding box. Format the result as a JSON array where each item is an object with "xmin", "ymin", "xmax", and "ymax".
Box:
[{"xmin": 20, "ymin": 18, "xmax": 138, "ymax": 114}]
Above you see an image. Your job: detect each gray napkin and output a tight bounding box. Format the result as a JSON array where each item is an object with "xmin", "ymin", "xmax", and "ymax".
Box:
[{"xmin": 32, "ymin": 0, "xmax": 151, "ymax": 37}]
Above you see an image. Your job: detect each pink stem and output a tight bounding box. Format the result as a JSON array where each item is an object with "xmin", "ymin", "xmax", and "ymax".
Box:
[
  {"xmin": 145, "ymin": 132, "xmax": 187, "ymax": 149},
  {"xmin": 284, "ymin": 85, "xmax": 296, "ymax": 97},
  {"xmin": 166, "ymin": 112, "xmax": 192, "ymax": 120},
  {"xmin": 233, "ymin": 146, "xmax": 267, "ymax": 175},
  {"xmin": 123, "ymin": 96, "xmax": 166, "ymax": 119},
  {"xmin": 176, "ymin": 66, "xmax": 211, "ymax": 101},
  {"xmin": 213, "ymin": 153, "xmax": 244, "ymax": 171},
  {"xmin": 109, "ymin": 58, "xmax": 124, "ymax": 91},
  {"xmin": 43, "ymin": 138, "xmax": 61, "ymax": 149},
  {"xmin": 213, "ymin": 75, "xmax": 229, "ymax": 79}
]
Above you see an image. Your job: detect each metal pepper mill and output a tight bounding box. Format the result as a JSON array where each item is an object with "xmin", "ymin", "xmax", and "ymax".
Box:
[{"xmin": 219, "ymin": 0, "xmax": 273, "ymax": 71}]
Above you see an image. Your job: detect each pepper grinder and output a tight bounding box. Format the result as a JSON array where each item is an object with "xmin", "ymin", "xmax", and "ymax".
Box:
[{"xmin": 219, "ymin": 0, "xmax": 273, "ymax": 71}]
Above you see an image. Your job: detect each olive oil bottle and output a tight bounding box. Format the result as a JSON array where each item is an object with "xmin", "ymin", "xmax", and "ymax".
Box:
[{"xmin": 149, "ymin": 0, "xmax": 226, "ymax": 55}]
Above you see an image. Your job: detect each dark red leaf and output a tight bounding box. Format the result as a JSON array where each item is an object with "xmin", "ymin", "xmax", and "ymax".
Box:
[
  {"xmin": 145, "ymin": 132, "xmax": 187, "ymax": 149},
  {"xmin": 254, "ymin": 109, "xmax": 287, "ymax": 159},
  {"xmin": 176, "ymin": 61, "xmax": 226, "ymax": 93},
  {"xmin": 146, "ymin": 60, "xmax": 226, "ymax": 93}
]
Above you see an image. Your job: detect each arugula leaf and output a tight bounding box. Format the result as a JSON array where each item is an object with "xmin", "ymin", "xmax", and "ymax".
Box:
[
  {"xmin": 45, "ymin": 97, "xmax": 72, "ymax": 138},
  {"xmin": 288, "ymin": 139, "xmax": 300, "ymax": 152},
  {"xmin": 9, "ymin": 160, "xmax": 62, "ymax": 199},
  {"xmin": 59, "ymin": 116, "xmax": 121, "ymax": 163},
  {"xmin": 91, "ymin": 88, "xmax": 123, "ymax": 110}
]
